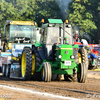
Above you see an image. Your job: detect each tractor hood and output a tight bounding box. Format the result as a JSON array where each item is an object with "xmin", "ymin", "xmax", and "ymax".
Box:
[{"xmin": 56, "ymin": 44, "xmax": 73, "ymax": 60}]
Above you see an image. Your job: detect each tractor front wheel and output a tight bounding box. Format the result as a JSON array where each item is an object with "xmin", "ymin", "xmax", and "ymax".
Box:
[
  {"xmin": 77, "ymin": 63, "xmax": 87, "ymax": 83},
  {"xmin": 21, "ymin": 47, "xmax": 32, "ymax": 80},
  {"xmin": 41, "ymin": 62, "xmax": 52, "ymax": 82}
]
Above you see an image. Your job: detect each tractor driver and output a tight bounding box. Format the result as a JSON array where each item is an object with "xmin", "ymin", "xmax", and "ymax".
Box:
[
  {"xmin": 49, "ymin": 32, "xmax": 60, "ymax": 44},
  {"xmin": 14, "ymin": 27, "xmax": 25, "ymax": 37},
  {"xmin": 75, "ymin": 30, "xmax": 79, "ymax": 42},
  {"xmin": 14, "ymin": 27, "xmax": 20, "ymax": 37}
]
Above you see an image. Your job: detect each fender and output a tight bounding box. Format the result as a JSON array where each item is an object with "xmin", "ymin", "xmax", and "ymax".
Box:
[{"xmin": 36, "ymin": 46, "xmax": 46, "ymax": 60}]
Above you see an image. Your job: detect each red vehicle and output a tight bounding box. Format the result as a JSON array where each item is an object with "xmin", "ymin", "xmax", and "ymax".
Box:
[{"xmin": 74, "ymin": 34, "xmax": 100, "ymax": 69}]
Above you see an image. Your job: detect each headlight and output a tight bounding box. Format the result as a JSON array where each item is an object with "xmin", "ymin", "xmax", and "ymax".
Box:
[
  {"xmin": 71, "ymin": 55, "xmax": 74, "ymax": 59},
  {"xmin": 59, "ymin": 55, "xmax": 62, "ymax": 58}
]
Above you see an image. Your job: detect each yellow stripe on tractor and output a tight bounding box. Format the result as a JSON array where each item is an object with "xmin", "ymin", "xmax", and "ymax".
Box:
[
  {"xmin": 7, "ymin": 21, "xmax": 35, "ymax": 25},
  {"xmin": 32, "ymin": 54, "xmax": 35, "ymax": 75},
  {"xmin": 55, "ymin": 48, "xmax": 73, "ymax": 50},
  {"xmin": 21, "ymin": 51, "xmax": 26, "ymax": 77},
  {"xmin": 78, "ymin": 53, "xmax": 82, "ymax": 63},
  {"xmin": 12, "ymin": 57, "xmax": 19, "ymax": 61}
]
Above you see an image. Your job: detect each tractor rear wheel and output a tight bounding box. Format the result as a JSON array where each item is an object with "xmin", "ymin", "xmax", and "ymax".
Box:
[
  {"xmin": 78, "ymin": 47, "xmax": 88, "ymax": 68},
  {"xmin": 77, "ymin": 63, "xmax": 87, "ymax": 83},
  {"xmin": 41, "ymin": 62, "xmax": 52, "ymax": 82},
  {"xmin": 32, "ymin": 47, "xmax": 42, "ymax": 81},
  {"xmin": 64, "ymin": 73, "xmax": 77, "ymax": 82},
  {"xmin": 2, "ymin": 64, "xmax": 6, "ymax": 76},
  {"xmin": 52, "ymin": 74, "xmax": 57, "ymax": 80},
  {"xmin": 21, "ymin": 47, "xmax": 32, "ymax": 80},
  {"xmin": 75, "ymin": 51, "xmax": 79, "ymax": 65}
]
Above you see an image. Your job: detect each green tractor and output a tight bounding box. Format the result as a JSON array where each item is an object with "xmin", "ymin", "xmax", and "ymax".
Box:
[{"xmin": 24, "ymin": 19, "xmax": 88, "ymax": 82}]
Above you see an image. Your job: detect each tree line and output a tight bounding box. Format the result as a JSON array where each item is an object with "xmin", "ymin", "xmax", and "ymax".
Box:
[{"xmin": 0, "ymin": 0, "xmax": 100, "ymax": 43}]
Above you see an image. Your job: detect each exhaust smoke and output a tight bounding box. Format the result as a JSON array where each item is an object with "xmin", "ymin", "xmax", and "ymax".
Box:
[{"xmin": 56, "ymin": 0, "xmax": 72, "ymax": 20}]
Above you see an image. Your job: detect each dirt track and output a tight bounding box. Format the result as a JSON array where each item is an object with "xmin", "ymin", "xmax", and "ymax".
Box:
[{"xmin": 0, "ymin": 71, "xmax": 100, "ymax": 100}]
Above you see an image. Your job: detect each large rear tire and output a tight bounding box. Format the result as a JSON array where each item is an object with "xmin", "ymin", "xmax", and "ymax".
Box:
[
  {"xmin": 78, "ymin": 47, "xmax": 88, "ymax": 68},
  {"xmin": 64, "ymin": 71, "xmax": 77, "ymax": 82},
  {"xmin": 41, "ymin": 62, "xmax": 52, "ymax": 82},
  {"xmin": 75, "ymin": 51, "xmax": 79, "ymax": 64},
  {"xmin": 21, "ymin": 47, "xmax": 32, "ymax": 80},
  {"xmin": 32, "ymin": 47, "xmax": 42, "ymax": 81},
  {"xmin": 52, "ymin": 74, "xmax": 57, "ymax": 81}
]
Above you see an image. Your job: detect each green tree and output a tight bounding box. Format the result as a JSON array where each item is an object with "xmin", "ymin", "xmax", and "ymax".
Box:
[
  {"xmin": 19, "ymin": 0, "xmax": 61, "ymax": 26},
  {"xmin": 68, "ymin": 0, "xmax": 100, "ymax": 43},
  {"xmin": 0, "ymin": 0, "xmax": 62, "ymax": 30}
]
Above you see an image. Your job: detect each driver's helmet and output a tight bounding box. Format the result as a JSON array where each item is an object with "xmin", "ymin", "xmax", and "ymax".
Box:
[
  {"xmin": 81, "ymin": 39, "xmax": 88, "ymax": 45},
  {"xmin": 75, "ymin": 30, "xmax": 79, "ymax": 35}
]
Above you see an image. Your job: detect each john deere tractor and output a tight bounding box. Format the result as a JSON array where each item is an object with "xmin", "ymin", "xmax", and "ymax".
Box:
[{"xmin": 24, "ymin": 19, "xmax": 88, "ymax": 82}]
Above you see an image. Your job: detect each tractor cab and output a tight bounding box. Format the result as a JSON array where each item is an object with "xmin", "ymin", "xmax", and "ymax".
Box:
[
  {"xmin": 40, "ymin": 26, "xmax": 60, "ymax": 45},
  {"xmin": 3, "ymin": 20, "xmax": 40, "ymax": 51},
  {"xmin": 40, "ymin": 19, "xmax": 73, "ymax": 60},
  {"xmin": 40, "ymin": 19, "xmax": 73, "ymax": 44},
  {"xmin": 4, "ymin": 21, "xmax": 39, "ymax": 44}
]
